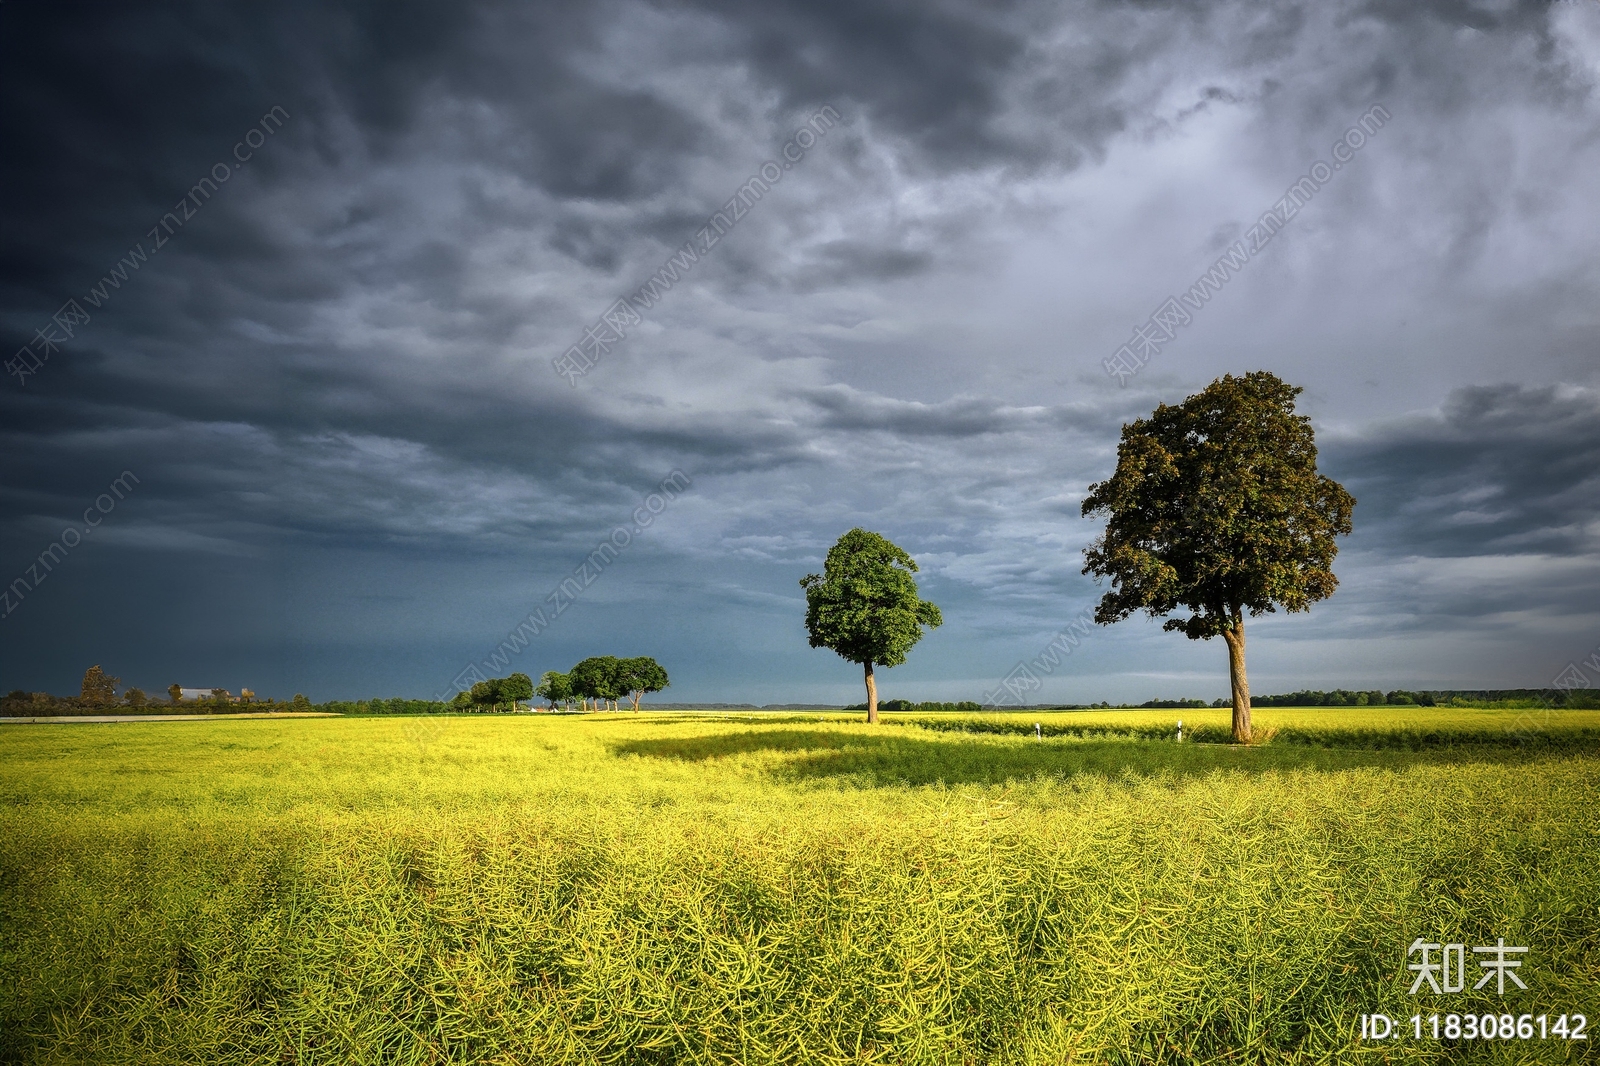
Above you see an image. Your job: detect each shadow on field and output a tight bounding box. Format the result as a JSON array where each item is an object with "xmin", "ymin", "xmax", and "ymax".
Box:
[{"xmin": 610, "ymin": 728, "xmax": 1565, "ymax": 786}]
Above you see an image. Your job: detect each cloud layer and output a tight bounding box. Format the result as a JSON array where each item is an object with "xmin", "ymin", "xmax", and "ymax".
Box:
[{"xmin": 3, "ymin": 0, "xmax": 1598, "ymax": 702}]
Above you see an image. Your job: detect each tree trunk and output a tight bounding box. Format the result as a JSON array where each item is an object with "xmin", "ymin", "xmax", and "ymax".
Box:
[
  {"xmin": 1222, "ymin": 613, "xmax": 1251, "ymax": 743},
  {"xmin": 864, "ymin": 660, "xmax": 878, "ymax": 724}
]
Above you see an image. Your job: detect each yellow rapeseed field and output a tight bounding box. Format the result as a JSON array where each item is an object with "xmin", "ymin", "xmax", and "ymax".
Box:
[{"xmin": 2, "ymin": 710, "xmax": 1596, "ymax": 1064}]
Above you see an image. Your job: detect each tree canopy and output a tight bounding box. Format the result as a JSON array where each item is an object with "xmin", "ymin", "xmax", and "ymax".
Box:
[
  {"xmin": 501, "ymin": 672, "xmax": 534, "ymax": 708},
  {"xmin": 570, "ymin": 656, "xmax": 627, "ymax": 710},
  {"xmin": 536, "ymin": 671, "xmax": 573, "ymax": 710},
  {"xmin": 80, "ymin": 665, "xmax": 119, "ymax": 706},
  {"xmin": 617, "ymin": 656, "xmax": 669, "ymax": 711},
  {"xmin": 1081, "ymin": 371, "xmax": 1354, "ymax": 742},
  {"xmin": 800, "ymin": 528, "xmax": 942, "ymax": 724}
]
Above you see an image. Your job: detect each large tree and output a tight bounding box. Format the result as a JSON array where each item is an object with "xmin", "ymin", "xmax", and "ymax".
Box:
[
  {"xmin": 618, "ymin": 657, "xmax": 669, "ymax": 711},
  {"xmin": 800, "ymin": 528, "xmax": 943, "ymax": 724},
  {"xmin": 80, "ymin": 665, "xmax": 119, "ymax": 706},
  {"xmin": 1081, "ymin": 372, "xmax": 1354, "ymax": 743}
]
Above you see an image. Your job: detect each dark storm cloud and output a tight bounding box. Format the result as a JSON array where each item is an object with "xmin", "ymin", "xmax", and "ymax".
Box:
[
  {"xmin": 3, "ymin": 0, "xmax": 1597, "ymax": 699},
  {"xmin": 676, "ymin": 0, "xmax": 1042, "ymax": 168},
  {"xmin": 1327, "ymin": 384, "xmax": 1600, "ymax": 559}
]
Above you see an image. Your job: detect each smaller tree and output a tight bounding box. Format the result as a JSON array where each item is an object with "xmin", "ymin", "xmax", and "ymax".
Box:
[
  {"xmin": 618, "ymin": 657, "xmax": 669, "ymax": 711},
  {"xmin": 535, "ymin": 671, "xmax": 572, "ymax": 711},
  {"xmin": 469, "ymin": 678, "xmax": 502, "ymax": 712},
  {"xmin": 800, "ymin": 529, "xmax": 942, "ymax": 724},
  {"xmin": 124, "ymin": 687, "xmax": 147, "ymax": 708},
  {"xmin": 291, "ymin": 693, "xmax": 313, "ymax": 712},
  {"xmin": 80, "ymin": 665, "xmax": 119, "ymax": 707},
  {"xmin": 168, "ymin": 683, "xmax": 183, "ymax": 705},
  {"xmin": 502, "ymin": 672, "xmax": 534, "ymax": 712}
]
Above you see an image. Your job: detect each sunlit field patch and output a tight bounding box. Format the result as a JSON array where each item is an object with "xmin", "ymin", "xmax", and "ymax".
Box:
[{"xmin": 2, "ymin": 711, "xmax": 1595, "ymax": 1064}]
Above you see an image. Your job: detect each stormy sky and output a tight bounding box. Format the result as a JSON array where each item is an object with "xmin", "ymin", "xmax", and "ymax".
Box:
[{"xmin": 3, "ymin": 0, "xmax": 1598, "ymax": 705}]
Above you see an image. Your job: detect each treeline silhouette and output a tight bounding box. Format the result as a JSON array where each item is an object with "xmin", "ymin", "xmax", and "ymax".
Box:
[
  {"xmin": 843, "ymin": 700, "xmax": 985, "ymax": 713},
  {"xmin": 8, "ymin": 665, "xmax": 1596, "ymax": 716}
]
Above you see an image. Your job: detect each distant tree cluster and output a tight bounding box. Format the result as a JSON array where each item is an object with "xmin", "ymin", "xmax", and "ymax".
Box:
[
  {"xmin": 0, "ymin": 666, "xmax": 300, "ymax": 716},
  {"xmin": 444, "ymin": 672, "xmax": 535, "ymax": 713},
  {"xmin": 842, "ymin": 700, "xmax": 982, "ymax": 713},
  {"xmin": 1140, "ymin": 698, "xmax": 1210, "ymax": 709},
  {"xmin": 534, "ymin": 656, "xmax": 669, "ymax": 712},
  {"xmin": 1246, "ymin": 689, "xmax": 1389, "ymax": 707},
  {"xmin": 0, "ymin": 661, "xmax": 678, "ymax": 717},
  {"xmin": 316, "ymin": 697, "xmax": 451, "ymax": 715}
]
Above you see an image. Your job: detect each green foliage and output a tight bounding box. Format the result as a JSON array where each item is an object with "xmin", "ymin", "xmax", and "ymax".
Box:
[
  {"xmin": 291, "ymin": 693, "xmax": 312, "ymax": 712},
  {"xmin": 502, "ymin": 672, "xmax": 534, "ymax": 706},
  {"xmin": 0, "ymin": 711, "xmax": 1595, "ymax": 1064},
  {"xmin": 617, "ymin": 656, "xmax": 670, "ymax": 709},
  {"xmin": 1082, "ymin": 372, "xmax": 1355, "ymax": 639},
  {"xmin": 462, "ymin": 672, "xmax": 537, "ymax": 712},
  {"xmin": 1251, "ymin": 689, "xmax": 1387, "ymax": 707},
  {"xmin": 319, "ymin": 697, "xmax": 452, "ymax": 716},
  {"xmin": 848, "ymin": 700, "xmax": 983, "ymax": 713},
  {"xmin": 535, "ymin": 671, "xmax": 573, "ymax": 709},
  {"xmin": 570, "ymin": 656, "xmax": 626, "ymax": 706},
  {"xmin": 800, "ymin": 529, "xmax": 942, "ymax": 669}
]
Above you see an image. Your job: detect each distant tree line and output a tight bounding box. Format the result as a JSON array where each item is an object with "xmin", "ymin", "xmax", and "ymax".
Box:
[
  {"xmin": 0, "ymin": 666, "xmax": 324, "ymax": 716},
  {"xmin": 10, "ymin": 664, "xmax": 1595, "ymax": 718},
  {"xmin": 1154, "ymin": 689, "xmax": 1600, "ymax": 710},
  {"xmin": 1240, "ymin": 689, "xmax": 1599, "ymax": 709},
  {"xmin": 315, "ymin": 697, "xmax": 450, "ymax": 715},
  {"xmin": 842, "ymin": 700, "xmax": 983, "ymax": 713},
  {"xmin": 444, "ymin": 672, "xmax": 535, "ymax": 713},
  {"xmin": 1242, "ymin": 689, "xmax": 1387, "ymax": 707}
]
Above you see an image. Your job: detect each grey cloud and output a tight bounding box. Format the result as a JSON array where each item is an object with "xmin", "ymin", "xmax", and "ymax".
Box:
[
  {"xmin": 3, "ymin": 0, "xmax": 1598, "ymax": 700},
  {"xmin": 1327, "ymin": 383, "xmax": 1600, "ymax": 559}
]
